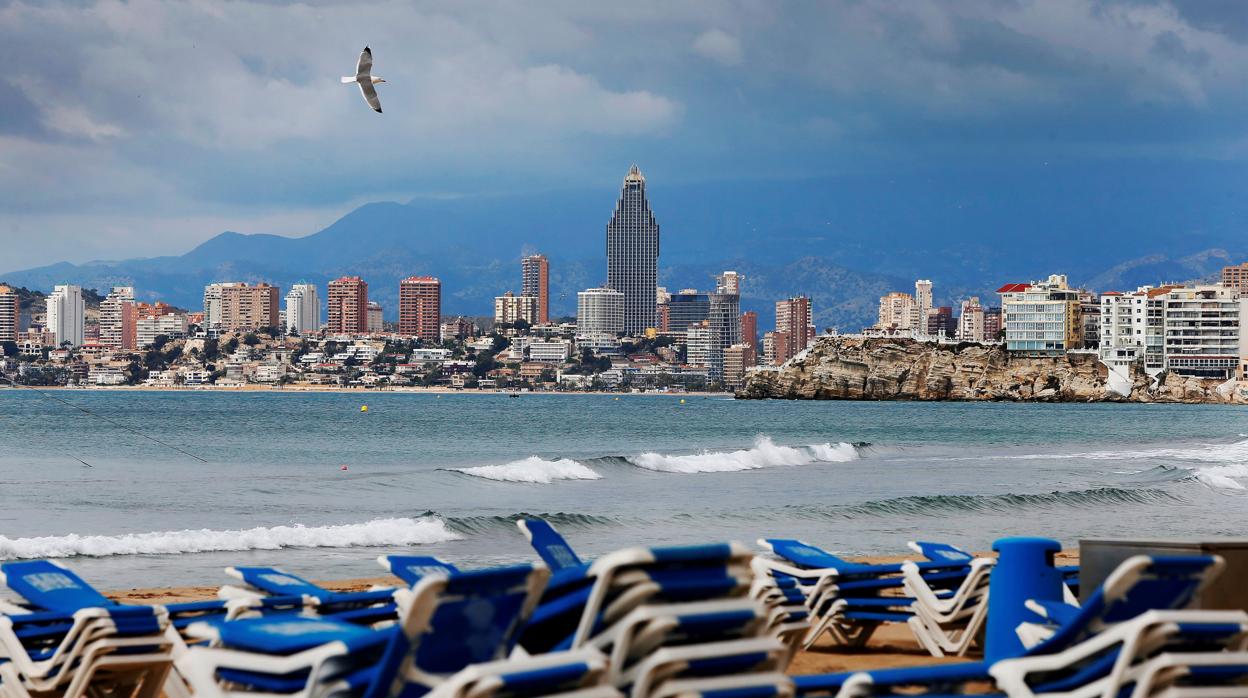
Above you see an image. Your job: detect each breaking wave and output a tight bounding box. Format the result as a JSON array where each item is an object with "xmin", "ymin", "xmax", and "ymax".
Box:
[
  {"xmin": 448, "ymin": 457, "xmax": 601, "ymax": 484},
  {"xmin": 781, "ymin": 486, "xmax": 1183, "ymax": 520},
  {"xmin": 623, "ymin": 436, "xmax": 861, "ymax": 474},
  {"xmin": 0, "ymin": 517, "xmax": 461, "ymax": 560}
]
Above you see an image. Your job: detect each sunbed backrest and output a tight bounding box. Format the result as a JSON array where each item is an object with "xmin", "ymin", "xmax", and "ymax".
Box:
[
  {"xmin": 366, "ymin": 563, "xmax": 549, "ymax": 698},
  {"xmin": 381, "ymin": 555, "xmax": 459, "ymax": 586},
  {"xmin": 911, "ymin": 541, "xmax": 974, "ymax": 563},
  {"xmin": 0, "ymin": 560, "xmax": 116, "ymax": 613},
  {"xmin": 229, "ymin": 566, "xmax": 331, "ymax": 602},
  {"xmin": 519, "ymin": 519, "xmax": 585, "ymax": 572}
]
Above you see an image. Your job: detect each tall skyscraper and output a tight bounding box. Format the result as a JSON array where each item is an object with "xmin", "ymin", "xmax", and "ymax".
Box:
[
  {"xmin": 521, "ymin": 254, "xmax": 550, "ymax": 324},
  {"xmin": 606, "ymin": 164, "xmax": 660, "ymax": 335},
  {"xmin": 0, "ymin": 285, "xmax": 18, "ymax": 343},
  {"xmin": 914, "ymin": 279, "xmax": 933, "ymax": 317},
  {"xmin": 327, "ymin": 276, "xmax": 368, "ymax": 335},
  {"xmin": 494, "ymin": 291, "xmax": 539, "ymax": 326},
  {"xmin": 367, "ymin": 301, "xmax": 384, "ymax": 334},
  {"xmin": 47, "ymin": 285, "xmax": 85, "ymax": 348},
  {"xmin": 716, "ymin": 271, "xmax": 740, "ymax": 295},
  {"xmin": 100, "ymin": 286, "xmax": 137, "ymax": 350},
  {"xmin": 285, "ymin": 284, "xmax": 320, "ymax": 335},
  {"xmin": 775, "ymin": 296, "xmax": 813, "ymax": 363},
  {"xmin": 399, "ymin": 276, "xmax": 441, "ymax": 343}
]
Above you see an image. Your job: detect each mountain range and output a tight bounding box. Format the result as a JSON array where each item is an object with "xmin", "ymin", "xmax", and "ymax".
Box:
[{"xmin": 4, "ymin": 161, "xmax": 1245, "ymax": 332}]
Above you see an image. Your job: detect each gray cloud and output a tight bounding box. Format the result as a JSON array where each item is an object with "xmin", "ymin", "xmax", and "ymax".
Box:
[{"xmin": 1, "ymin": 0, "xmax": 1246, "ymax": 269}]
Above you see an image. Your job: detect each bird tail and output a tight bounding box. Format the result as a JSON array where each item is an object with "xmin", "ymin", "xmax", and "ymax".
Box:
[{"xmin": 341, "ymin": 76, "xmax": 356, "ymax": 84}]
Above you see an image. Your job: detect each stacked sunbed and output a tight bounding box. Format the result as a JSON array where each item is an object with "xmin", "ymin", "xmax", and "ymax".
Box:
[{"xmin": 0, "ymin": 524, "xmax": 1243, "ymax": 698}]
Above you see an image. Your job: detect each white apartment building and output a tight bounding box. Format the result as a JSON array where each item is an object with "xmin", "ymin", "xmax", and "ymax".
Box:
[
  {"xmin": 410, "ymin": 348, "xmax": 451, "ymax": 363},
  {"xmin": 285, "ymin": 284, "xmax": 320, "ymax": 335},
  {"xmin": 576, "ymin": 287, "xmax": 625, "ymax": 337},
  {"xmin": 998, "ymin": 275, "xmax": 1081, "ymax": 355},
  {"xmin": 1163, "ymin": 286, "xmax": 1245, "ymax": 380},
  {"xmin": 686, "ymin": 321, "xmax": 712, "ymax": 368},
  {"xmin": 137, "ymin": 313, "xmax": 188, "ymax": 348},
  {"xmin": 914, "ymin": 280, "xmax": 933, "ymax": 324},
  {"xmin": 1099, "ymin": 287, "xmax": 1171, "ymax": 378},
  {"xmin": 957, "ymin": 297, "xmax": 985, "ymax": 342},
  {"xmin": 46, "ymin": 285, "xmax": 85, "ymax": 348},
  {"xmin": 528, "ymin": 339, "xmax": 573, "ymax": 363},
  {"xmin": 495, "ymin": 291, "xmax": 540, "ymax": 326}
]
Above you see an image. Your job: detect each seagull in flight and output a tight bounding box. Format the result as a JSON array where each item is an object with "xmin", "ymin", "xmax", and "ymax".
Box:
[{"xmin": 341, "ymin": 46, "xmax": 385, "ymax": 113}]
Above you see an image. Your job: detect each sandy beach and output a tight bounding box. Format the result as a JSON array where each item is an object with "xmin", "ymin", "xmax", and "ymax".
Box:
[{"xmin": 102, "ymin": 549, "xmax": 1080, "ymax": 676}]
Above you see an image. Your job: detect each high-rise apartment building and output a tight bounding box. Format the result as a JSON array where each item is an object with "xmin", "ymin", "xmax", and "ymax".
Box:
[
  {"xmin": 983, "ymin": 307, "xmax": 1003, "ymax": 341},
  {"xmin": 956, "ymin": 297, "xmax": 985, "ymax": 342},
  {"xmin": 761, "ymin": 331, "xmax": 790, "ymax": 367},
  {"xmin": 914, "ymin": 279, "xmax": 933, "ymax": 323},
  {"xmin": 1222, "ymin": 262, "xmax": 1248, "ymax": 293},
  {"xmin": 100, "ymin": 286, "xmax": 137, "ymax": 350},
  {"xmin": 327, "ymin": 276, "xmax": 369, "ymax": 335},
  {"xmin": 740, "ymin": 311, "xmax": 758, "ymax": 353},
  {"xmin": 716, "ymin": 271, "xmax": 740, "ymax": 295},
  {"xmin": 775, "ymin": 296, "xmax": 812, "ymax": 363},
  {"xmin": 367, "ymin": 301, "xmax": 384, "ymax": 334},
  {"xmin": 203, "ymin": 282, "xmax": 280, "ymax": 332},
  {"xmin": 686, "ymin": 321, "xmax": 713, "ymax": 369},
  {"xmin": 722, "ymin": 343, "xmax": 751, "ymax": 390},
  {"xmin": 605, "ymin": 164, "xmax": 660, "ymax": 334},
  {"xmin": 704, "ymin": 271, "xmax": 742, "ymax": 380},
  {"xmin": 998, "ymin": 275, "xmax": 1081, "ymax": 355},
  {"xmin": 46, "ymin": 285, "xmax": 85, "ymax": 348},
  {"xmin": 494, "ymin": 291, "xmax": 540, "ymax": 326},
  {"xmin": 877, "ymin": 292, "xmax": 915, "ymax": 330},
  {"xmin": 521, "ymin": 255, "xmax": 550, "ymax": 324},
  {"xmin": 440, "ymin": 317, "xmax": 476, "ymax": 342},
  {"xmin": 1162, "ymin": 285, "xmax": 1244, "ymax": 379},
  {"xmin": 285, "ymin": 284, "xmax": 320, "ymax": 336},
  {"xmin": 576, "ymin": 287, "xmax": 624, "ymax": 337},
  {"xmin": 0, "ymin": 285, "xmax": 18, "ymax": 342},
  {"xmin": 398, "ymin": 276, "xmax": 441, "ymax": 343}
]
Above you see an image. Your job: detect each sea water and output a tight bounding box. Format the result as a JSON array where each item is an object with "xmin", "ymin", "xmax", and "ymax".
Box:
[{"xmin": 0, "ymin": 390, "xmax": 1244, "ymax": 589}]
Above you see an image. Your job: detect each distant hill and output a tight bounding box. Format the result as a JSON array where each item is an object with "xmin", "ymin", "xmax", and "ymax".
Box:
[{"xmin": 4, "ymin": 162, "xmax": 1245, "ymax": 332}]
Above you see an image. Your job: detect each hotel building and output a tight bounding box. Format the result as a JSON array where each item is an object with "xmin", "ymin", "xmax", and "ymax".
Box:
[
  {"xmin": 606, "ymin": 165, "xmax": 660, "ymax": 334},
  {"xmin": 1162, "ymin": 286, "xmax": 1245, "ymax": 379},
  {"xmin": 775, "ymin": 296, "xmax": 813, "ymax": 363},
  {"xmin": 203, "ymin": 282, "xmax": 281, "ymax": 332},
  {"xmin": 99, "ymin": 286, "xmax": 137, "ymax": 350}
]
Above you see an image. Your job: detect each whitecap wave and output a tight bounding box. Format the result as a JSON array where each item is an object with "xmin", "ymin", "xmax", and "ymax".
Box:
[
  {"xmin": 452, "ymin": 457, "xmax": 602, "ymax": 484},
  {"xmin": 627, "ymin": 436, "xmax": 859, "ymax": 474},
  {"xmin": 1195, "ymin": 463, "xmax": 1248, "ymax": 492},
  {"xmin": 0, "ymin": 517, "xmax": 461, "ymax": 560}
]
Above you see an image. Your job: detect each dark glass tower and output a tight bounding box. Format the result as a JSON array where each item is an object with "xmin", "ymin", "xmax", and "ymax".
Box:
[{"xmin": 606, "ymin": 164, "xmax": 660, "ymax": 334}]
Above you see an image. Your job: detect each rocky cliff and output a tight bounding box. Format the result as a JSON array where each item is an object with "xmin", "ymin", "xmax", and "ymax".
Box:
[{"xmin": 736, "ymin": 336, "xmax": 1247, "ymax": 403}]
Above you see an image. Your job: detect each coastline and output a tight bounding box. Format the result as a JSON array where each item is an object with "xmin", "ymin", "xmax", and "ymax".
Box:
[
  {"xmin": 3, "ymin": 384, "xmax": 726, "ymax": 398},
  {"xmin": 102, "ymin": 549, "xmax": 1080, "ymax": 676}
]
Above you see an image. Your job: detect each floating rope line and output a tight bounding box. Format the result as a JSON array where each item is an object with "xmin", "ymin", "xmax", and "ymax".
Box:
[{"xmin": 0, "ymin": 374, "xmax": 207, "ymax": 463}]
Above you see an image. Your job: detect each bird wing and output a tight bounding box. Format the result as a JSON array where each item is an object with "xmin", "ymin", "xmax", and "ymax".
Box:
[
  {"xmin": 356, "ymin": 46, "xmax": 373, "ymax": 79},
  {"xmin": 358, "ymin": 80, "xmax": 382, "ymax": 113}
]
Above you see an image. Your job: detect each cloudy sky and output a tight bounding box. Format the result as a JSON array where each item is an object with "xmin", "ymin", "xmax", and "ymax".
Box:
[{"xmin": 2, "ymin": 0, "xmax": 1246, "ymax": 271}]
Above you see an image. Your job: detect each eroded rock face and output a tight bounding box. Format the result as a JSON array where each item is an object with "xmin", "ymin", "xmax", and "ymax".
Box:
[{"xmin": 736, "ymin": 336, "xmax": 1246, "ymax": 404}]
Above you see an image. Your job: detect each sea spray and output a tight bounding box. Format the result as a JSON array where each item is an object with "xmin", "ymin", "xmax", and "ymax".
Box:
[{"xmin": 0, "ymin": 517, "xmax": 460, "ymax": 560}]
